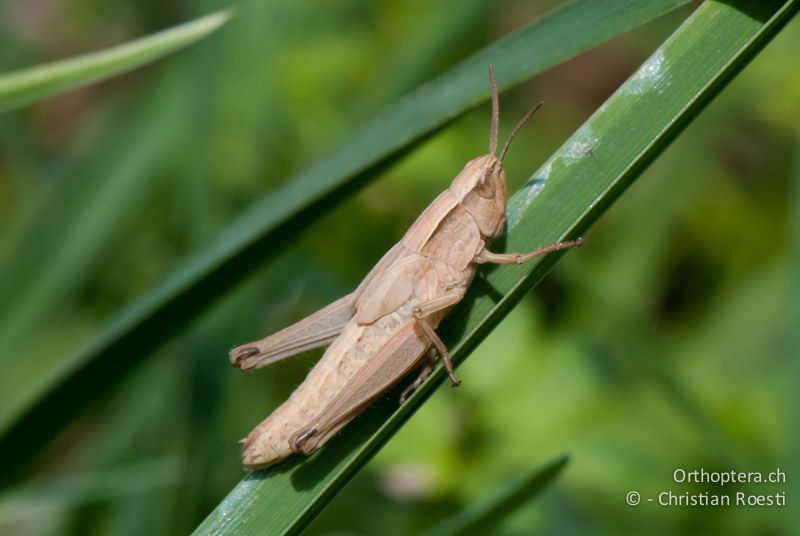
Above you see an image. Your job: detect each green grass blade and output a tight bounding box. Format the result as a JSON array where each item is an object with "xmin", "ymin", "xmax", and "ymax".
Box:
[
  {"xmin": 0, "ymin": 0, "xmax": 692, "ymax": 481},
  {"xmin": 419, "ymin": 456, "xmax": 569, "ymax": 536},
  {"xmin": 192, "ymin": 1, "xmax": 798, "ymax": 534},
  {"xmin": 0, "ymin": 10, "xmax": 231, "ymax": 112},
  {"xmin": 0, "ymin": 71, "xmax": 191, "ymax": 403}
]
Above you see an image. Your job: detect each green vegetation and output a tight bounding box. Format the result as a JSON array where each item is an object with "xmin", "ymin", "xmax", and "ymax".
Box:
[{"xmin": 0, "ymin": 1, "xmax": 797, "ymax": 534}]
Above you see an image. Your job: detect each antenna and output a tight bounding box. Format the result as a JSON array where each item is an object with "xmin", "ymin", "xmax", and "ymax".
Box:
[
  {"xmin": 489, "ymin": 65, "xmax": 499, "ymax": 156},
  {"xmin": 499, "ymin": 101, "xmax": 543, "ymax": 162}
]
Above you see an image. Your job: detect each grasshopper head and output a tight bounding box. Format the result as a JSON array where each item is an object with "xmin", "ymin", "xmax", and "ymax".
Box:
[
  {"xmin": 450, "ymin": 65, "xmax": 542, "ymax": 240},
  {"xmin": 448, "ymin": 65, "xmax": 543, "ymax": 241},
  {"xmin": 449, "ymin": 155, "xmax": 507, "ymax": 239}
]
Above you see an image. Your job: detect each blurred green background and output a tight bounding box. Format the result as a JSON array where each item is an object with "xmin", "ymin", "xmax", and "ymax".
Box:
[{"xmin": 0, "ymin": 1, "xmax": 797, "ymax": 534}]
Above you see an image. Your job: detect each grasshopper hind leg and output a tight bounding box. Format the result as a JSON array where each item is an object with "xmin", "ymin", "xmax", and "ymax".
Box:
[
  {"xmin": 287, "ymin": 321, "xmax": 432, "ymax": 456},
  {"xmin": 230, "ymin": 292, "xmax": 357, "ymax": 370},
  {"xmin": 290, "ymin": 346, "xmax": 438, "ymax": 455}
]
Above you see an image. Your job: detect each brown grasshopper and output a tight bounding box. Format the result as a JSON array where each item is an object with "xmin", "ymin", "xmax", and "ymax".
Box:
[{"xmin": 230, "ymin": 67, "xmax": 582, "ymax": 470}]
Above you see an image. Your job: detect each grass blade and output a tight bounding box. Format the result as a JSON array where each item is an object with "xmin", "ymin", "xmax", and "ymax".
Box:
[
  {"xmin": 193, "ymin": 1, "xmax": 799, "ymax": 534},
  {"xmin": 0, "ymin": 0, "xmax": 693, "ymax": 481},
  {"xmin": 0, "ymin": 10, "xmax": 231, "ymax": 112},
  {"xmin": 419, "ymin": 456, "xmax": 568, "ymax": 536}
]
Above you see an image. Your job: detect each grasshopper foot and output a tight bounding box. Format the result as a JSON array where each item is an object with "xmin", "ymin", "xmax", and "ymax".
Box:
[
  {"xmin": 230, "ymin": 346, "xmax": 260, "ymax": 368},
  {"xmin": 290, "ymin": 427, "xmax": 318, "ymax": 454}
]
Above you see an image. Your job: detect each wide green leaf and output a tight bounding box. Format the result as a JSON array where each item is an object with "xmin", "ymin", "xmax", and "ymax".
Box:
[
  {"xmin": 0, "ymin": 0, "xmax": 693, "ymax": 481},
  {"xmin": 0, "ymin": 10, "xmax": 231, "ymax": 112},
  {"xmin": 193, "ymin": 1, "xmax": 798, "ymax": 534}
]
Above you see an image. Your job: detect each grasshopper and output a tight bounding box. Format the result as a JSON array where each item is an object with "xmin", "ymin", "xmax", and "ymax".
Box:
[{"xmin": 230, "ymin": 67, "xmax": 582, "ymax": 470}]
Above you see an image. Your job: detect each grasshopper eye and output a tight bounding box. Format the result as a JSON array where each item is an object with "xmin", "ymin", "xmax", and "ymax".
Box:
[{"xmin": 476, "ymin": 174, "xmax": 496, "ymax": 198}]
